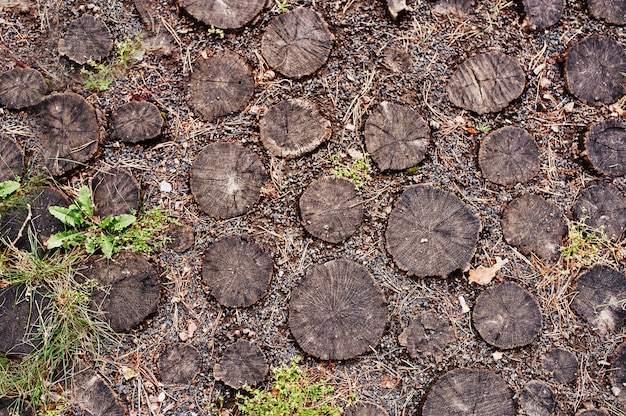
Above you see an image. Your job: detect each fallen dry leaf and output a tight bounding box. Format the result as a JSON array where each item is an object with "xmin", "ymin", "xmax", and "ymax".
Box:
[{"xmin": 468, "ymin": 257, "xmax": 508, "ymax": 285}]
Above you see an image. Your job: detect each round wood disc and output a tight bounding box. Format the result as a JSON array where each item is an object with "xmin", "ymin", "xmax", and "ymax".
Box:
[
  {"xmin": 501, "ymin": 194, "xmax": 566, "ymax": 262},
  {"xmin": 213, "ymin": 339, "xmax": 268, "ymax": 389},
  {"xmin": 158, "ymin": 343, "xmax": 202, "ymax": 384},
  {"xmin": 610, "ymin": 342, "xmax": 626, "ymax": 399},
  {"xmin": 446, "ymin": 51, "xmax": 525, "ymax": 114},
  {"xmin": 473, "ymin": 282, "xmax": 542, "ymax": 349},
  {"xmin": 190, "ymin": 142, "xmax": 266, "ymax": 219},
  {"xmin": 576, "ymin": 410, "xmax": 610, "ymax": 416},
  {"xmin": 0, "ymin": 136, "xmax": 24, "ymax": 181},
  {"xmin": 422, "ymin": 368, "xmax": 515, "ymax": 415},
  {"xmin": 84, "ymin": 252, "xmax": 160, "ymax": 333},
  {"xmin": 111, "ymin": 101, "xmax": 163, "ymax": 143},
  {"xmin": 572, "ymin": 183, "xmax": 626, "ymax": 241},
  {"xmin": 201, "ymin": 234, "xmax": 272, "ymax": 308},
  {"xmin": 179, "ymin": 0, "xmax": 264, "ymax": 29},
  {"xmin": 478, "ymin": 126, "xmax": 540, "ymax": 186},
  {"xmin": 0, "ymin": 284, "xmax": 48, "ymax": 355},
  {"xmin": 72, "ymin": 367, "xmax": 126, "ymax": 416},
  {"xmin": 571, "ymin": 264, "xmax": 626, "ymax": 335},
  {"xmin": 382, "ymin": 47, "xmax": 412, "ymax": 73},
  {"xmin": 565, "ymin": 35, "xmax": 626, "ymax": 106},
  {"xmin": 519, "ymin": 380, "xmax": 555, "ymax": 416},
  {"xmin": 259, "ymin": 98, "xmax": 331, "ymax": 159},
  {"xmin": 385, "ymin": 185, "xmax": 481, "ymax": 277},
  {"xmin": 189, "ymin": 51, "xmax": 254, "ymax": 122},
  {"xmin": 542, "ymin": 348, "xmax": 578, "ymax": 383},
  {"xmin": 299, "ymin": 177, "xmax": 363, "ymax": 243},
  {"xmin": 166, "ymin": 224, "xmax": 195, "ymax": 252},
  {"xmin": 398, "ymin": 310, "xmax": 455, "ymax": 362},
  {"xmin": 35, "ymin": 92, "xmax": 99, "ymax": 176},
  {"xmin": 364, "ymin": 101, "xmax": 430, "ymax": 171},
  {"xmin": 288, "ymin": 259, "xmax": 387, "ymax": 360},
  {"xmin": 261, "ymin": 7, "xmax": 333, "ymax": 78},
  {"xmin": 584, "ymin": 119, "xmax": 626, "ymax": 177},
  {"xmin": 345, "ymin": 403, "xmax": 389, "ymax": 416},
  {"xmin": 523, "ymin": 0, "xmax": 564, "ymax": 28},
  {"xmin": 58, "ymin": 15, "xmax": 113, "ymax": 65},
  {"xmin": 588, "ymin": 0, "xmax": 626, "ymax": 24},
  {"xmin": 92, "ymin": 168, "xmax": 140, "ymax": 219},
  {"xmin": 0, "ymin": 68, "xmax": 47, "ymax": 109}
]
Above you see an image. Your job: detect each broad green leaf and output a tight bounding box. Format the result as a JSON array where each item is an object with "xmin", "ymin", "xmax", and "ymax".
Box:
[
  {"xmin": 46, "ymin": 230, "xmax": 84, "ymax": 249},
  {"xmin": 97, "ymin": 234, "xmax": 114, "ymax": 259},
  {"xmin": 76, "ymin": 186, "xmax": 93, "ymax": 217},
  {"xmin": 0, "ymin": 180, "xmax": 20, "ymax": 199},
  {"xmin": 48, "ymin": 206, "xmax": 79, "ymax": 227},
  {"xmin": 99, "ymin": 216, "xmax": 113, "ymax": 229},
  {"xmin": 110, "ymin": 214, "xmax": 136, "ymax": 232},
  {"xmin": 85, "ymin": 235, "xmax": 97, "ymax": 253}
]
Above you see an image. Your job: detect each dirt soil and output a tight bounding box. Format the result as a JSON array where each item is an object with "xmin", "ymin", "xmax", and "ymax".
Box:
[{"xmin": 1, "ymin": 0, "xmax": 626, "ymax": 415}]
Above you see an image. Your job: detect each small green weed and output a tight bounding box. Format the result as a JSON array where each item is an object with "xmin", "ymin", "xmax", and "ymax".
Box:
[
  {"xmin": 477, "ymin": 123, "xmax": 492, "ymax": 133},
  {"xmin": 330, "ymin": 154, "xmax": 372, "ymax": 189},
  {"xmin": 274, "ymin": 0, "xmax": 289, "ymax": 13},
  {"xmin": 81, "ymin": 60, "xmax": 115, "ymax": 91},
  {"xmin": 81, "ymin": 36, "xmax": 144, "ymax": 91},
  {"xmin": 559, "ymin": 216, "xmax": 615, "ymax": 267},
  {"xmin": 0, "ymin": 176, "xmax": 47, "ymax": 213},
  {"xmin": 207, "ymin": 25, "xmax": 225, "ymax": 38},
  {"xmin": 0, "ymin": 179, "xmax": 20, "ymax": 199}
]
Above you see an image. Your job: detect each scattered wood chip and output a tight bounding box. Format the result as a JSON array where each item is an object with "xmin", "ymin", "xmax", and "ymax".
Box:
[
  {"xmin": 387, "ymin": 0, "xmax": 408, "ymax": 20},
  {"xmin": 468, "ymin": 257, "xmax": 508, "ymax": 285}
]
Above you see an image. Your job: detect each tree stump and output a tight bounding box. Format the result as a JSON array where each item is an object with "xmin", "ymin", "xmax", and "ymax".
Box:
[
  {"xmin": 446, "ymin": 51, "xmax": 525, "ymax": 114},
  {"xmin": 179, "ymin": 0, "xmax": 265, "ymax": 29},
  {"xmin": 0, "ymin": 68, "xmax": 47, "ymax": 109},
  {"xmin": 166, "ymin": 224, "xmax": 195, "ymax": 252},
  {"xmin": 84, "ymin": 252, "xmax": 160, "ymax": 333},
  {"xmin": 72, "ymin": 368, "xmax": 125, "ymax": 416},
  {"xmin": 0, "ymin": 136, "xmax": 24, "ymax": 181},
  {"xmin": 571, "ymin": 264, "xmax": 626, "ymax": 335},
  {"xmin": 190, "ymin": 142, "xmax": 266, "ymax": 219},
  {"xmin": 542, "ymin": 348, "xmax": 579, "ymax": 383},
  {"xmin": 111, "ymin": 101, "xmax": 164, "ymax": 144},
  {"xmin": 201, "ymin": 234, "xmax": 272, "ymax": 308},
  {"xmin": 519, "ymin": 380, "xmax": 555, "ymax": 416},
  {"xmin": 501, "ymin": 194, "xmax": 566, "ymax": 262},
  {"xmin": 299, "ymin": 177, "xmax": 363, "ymax": 243},
  {"xmin": 58, "ymin": 15, "xmax": 113, "ymax": 64},
  {"xmin": 0, "ymin": 285, "xmax": 48, "ymax": 355},
  {"xmin": 588, "ymin": 0, "xmax": 626, "ymax": 25},
  {"xmin": 213, "ymin": 339, "xmax": 268, "ymax": 389},
  {"xmin": 422, "ymin": 368, "xmax": 516, "ymax": 416},
  {"xmin": 35, "ymin": 92, "xmax": 99, "ymax": 176},
  {"xmin": 261, "ymin": 7, "xmax": 333, "ymax": 78},
  {"xmin": 158, "ymin": 343, "xmax": 202, "ymax": 384},
  {"xmin": 382, "ymin": 46, "xmax": 412, "ymax": 73},
  {"xmin": 345, "ymin": 402, "xmax": 389, "ymax": 416},
  {"xmin": 92, "ymin": 168, "xmax": 140, "ymax": 219},
  {"xmin": 478, "ymin": 126, "xmax": 540, "ymax": 186},
  {"xmin": 189, "ymin": 51, "xmax": 255, "ymax": 122},
  {"xmin": 288, "ymin": 259, "xmax": 387, "ymax": 360},
  {"xmin": 259, "ymin": 98, "xmax": 331, "ymax": 159},
  {"xmin": 363, "ymin": 101, "xmax": 430, "ymax": 171},
  {"xmin": 584, "ymin": 119, "xmax": 626, "ymax": 177},
  {"xmin": 385, "ymin": 185, "xmax": 481, "ymax": 277},
  {"xmin": 523, "ymin": 0, "xmax": 564, "ymax": 28},
  {"xmin": 472, "ymin": 282, "xmax": 542, "ymax": 349},
  {"xmin": 610, "ymin": 342, "xmax": 626, "ymax": 399},
  {"xmin": 398, "ymin": 310, "xmax": 455, "ymax": 363},
  {"xmin": 576, "ymin": 409, "xmax": 610, "ymax": 416},
  {"xmin": 572, "ymin": 183, "xmax": 626, "ymax": 241},
  {"xmin": 565, "ymin": 35, "xmax": 626, "ymax": 106}
]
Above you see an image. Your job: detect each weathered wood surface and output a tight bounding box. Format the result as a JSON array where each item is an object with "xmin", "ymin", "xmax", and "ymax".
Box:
[
  {"xmin": 519, "ymin": 380, "xmax": 555, "ymax": 416},
  {"xmin": 166, "ymin": 224, "xmax": 195, "ymax": 252},
  {"xmin": 523, "ymin": 0, "xmax": 564, "ymax": 28},
  {"xmin": 345, "ymin": 402, "xmax": 389, "ymax": 416},
  {"xmin": 0, "ymin": 285, "xmax": 48, "ymax": 355},
  {"xmin": 72, "ymin": 367, "xmax": 125, "ymax": 416},
  {"xmin": 158, "ymin": 343, "xmax": 202, "ymax": 384},
  {"xmin": 398, "ymin": 310, "xmax": 455, "ymax": 362},
  {"xmin": 587, "ymin": 0, "xmax": 626, "ymax": 24},
  {"xmin": 0, "ymin": 68, "xmax": 47, "ymax": 109},
  {"xmin": 92, "ymin": 168, "xmax": 140, "ymax": 218},
  {"xmin": 572, "ymin": 183, "xmax": 626, "ymax": 241},
  {"xmin": 179, "ymin": 0, "xmax": 265, "ymax": 29},
  {"xmin": 382, "ymin": 46, "xmax": 412, "ymax": 73},
  {"xmin": 111, "ymin": 101, "xmax": 163, "ymax": 143},
  {"xmin": 584, "ymin": 119, "xmax": 626, "ymax": 177},
  {"xmin": 610, "ymin": 342, "xmax": 626, "ymax": 399},
  {"xmin": 0, "ymin": 136, "xmax": 23, "ymax": 181},
  {"xmin": 58, "ymin": 15, "xmax": 113, "ymax": 64},
  {"xmin": 542, "ymin": 348, "xmax": 579, "ymax": 383},
  {"xmin": 213, "ymin": 339, "xmax": 268, "ymax": 389}
]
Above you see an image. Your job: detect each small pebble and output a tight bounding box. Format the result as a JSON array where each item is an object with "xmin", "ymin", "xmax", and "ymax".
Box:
[{"xmin": 160, "ymin": 180, "xmax": 172, "ymax": 193}]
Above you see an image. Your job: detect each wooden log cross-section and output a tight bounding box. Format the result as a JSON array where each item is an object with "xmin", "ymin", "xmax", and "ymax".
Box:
[
  {"xmin": 587, "ymin": 0, "xmax": 626, "ymax": 25},
  {"xmin": 111, "ymin": 101, "xmax": 164, "ymax": 144},
  {"xmin": 0, "ymin": 136, "xmax": 24, "ymax": 181},
  {"xmin": 519, "ymin": 380, "xmax": 556, "ymax": 416},
  {"xmin": 584, "ymin": 119, "xmax": 626, "ymax": 177},
  {"xmin": 213, "ymin": 339, "xmax": 268, "ymax": 389},
  {"xmin": 92, "ymin": 168, "xmax": 140, "ymax": 219},
  {"xmin": 345, "ymin": 402, "xmax": 389, "ymax": 416},
  {"xmin": 0, "ymin": 68, "xmax": 47, "ymax": 110},
  {"xmin": 522, "ymin": 0, "xmax": 564, "ymax": 28},
  {"xmin": 0, "ymin": 284, "xmax": 49, "ymax": 355},
  {"xmin": 398, "ymin": 310, "xmax": 456, "ymax": 363},
  {"xmin": 610, "ymin": 341, "xmax": 626, "ymax": 399},
  {"xmin": 179, "ymin": 0, "xmax": 265, "ymax": 29},
  {"xmin": 158, "ymin": 343, "xmax": 202, "ymax": 384},
  {"xmin": 572, "ymin": 183, "xmax": 626, "ymax": 241},
  {"xmin": 542, "ymin": 348, "xmax": 579, "ymax": 384},
  {"xmin": 58, "ymin": 15, "xmax": 113, "ymax": 65}
]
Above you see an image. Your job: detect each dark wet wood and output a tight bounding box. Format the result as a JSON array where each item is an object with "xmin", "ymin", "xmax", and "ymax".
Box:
[
  {"xmin": 584, "ymin": 119, "xmax": 626, "ymax": 177},
  {"xmin": 158, "ymin": 343, "xmax": 202, "ymax": 384},
  {"xmin": 0, "ymin": 285, "xmax": 48, "ymax": 355},
  {"xmin": 501, "ymin": 194, "xmax": 566, "ymax": 262},
  {"xmin": 386, "ymin": 185, "xmax": 481, "ymax": 277},
  {"xmin": 299, "ymin": 177, "xmax": 363, "ymax": 243},
  {"xmin": 588, "ymin": 0, "xmax": 626, "ymax": 24},
  {"xmin": 473, "ymin": 282, "xmax": 542, "ymax": 349},
  {"xmin": 345, "ymin": 402, "xmax": 389, "ymax": 416},
  {"xmin": 84, "ymin": 252, "xmax": 160, "ymax": 333},
  {"xmin": 398, "ymin": 310, "xmax": 455, "ymax": 363},
  {"xmin": 382, "ymin": 47, "xmax": 412, "ymax": 73},
  {"xmin": 542, "ymin": 348, "xmax": 579, "ymax": 383},
  {"xmin": 92, "ymin": 168, "xmax": 140, "ymax": 219},
  {"xmin": 213, "ymin": 339, "xmax": 268, "ymax": 389},
  {"xmin": 0, "ymin": 136, "xmax": 24, "ymax": 181},
  {"xmin": 364, "ymin": 101, "xmax": 430, "ymax": 171},
  {"xmin": 179, "ymin": 0, "xmax": 264, "ymax": 29},
  {"xmin": 610, "ymin": 342, "xmax": 626, "ymax": 399},
  {"xmin": 261, "ymin": 7, "xmax": 333, "ymax": 78},
  {"xmin": 189, "ymin": 51, "xmax": 255, "ymax": 122},
  {"xmin": 166, "ymin": 224, "xmax": 195, "ymax": 252},
  {"xmin": 0, "ymin": 68, "xmax": 47, "ymax": 109},
  {"xmin": 478, "ymin": 126, "xmax": 540, "ymax": 186},
  {"xmin": 202, "ymin": 234, "xmax": 272, "ymax": 308},
  {"xmin": 72, "ymin": 368, "xmax": 125, "ymax": 416},
  {"xmin": 190, "ymin": 142, "xmax": 266, "ymax": 219},
  {"xmin": 446, "ymin": 51, "xmax": 525, "ymax": 114},
  {"xmin": 35, "ymin": 92, "xmax": 99, "ymax": 176},
  {"xmin": 111, "ymin": 101, "xmax": 163, "ymax": 143},
  {"xmin": 565, "ymin": 35, "xmax": 626, "ymax": 106},
  {"xmin": 523, "ymin": 0, "xmax": 564, "ymax": 28},
  {"xmin": 572, "ymin": 183, "xmax": 626, "ymax": 241},
  {"xmin": 259, "ymin": 98, "xmax": 331, "ymax": 159},
  {"xmin": 58, "ymin": 15, "xmax": 113, "ymax": 64},
  {"xmin": 571, "ymin": 264, "xmax": 626, "ymax": 335},
  {"xmin": 519, "ymin": 380, "xmax": 555, "ymax": 416},
  {"xmin": 422, "ymin": 368, "xmax": 515, "ymax": 416},
  {"xmin": 289, "ymin": 259, "xmax": 387, "ymax": 360}
]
